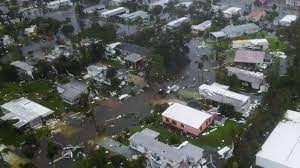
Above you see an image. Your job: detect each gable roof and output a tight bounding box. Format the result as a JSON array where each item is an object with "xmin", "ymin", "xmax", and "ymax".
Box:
[{"xmin": 234, "ymin": 50, "xmax": 265, "ymax": 64}]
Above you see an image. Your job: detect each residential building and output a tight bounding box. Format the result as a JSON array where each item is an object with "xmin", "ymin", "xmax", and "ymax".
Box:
[
  {"xmin": 46, "ymin": 45, "xmax": 71, "ymax": 62},
  {"xmin": 199, "ymin": 83, "xmax": 251, "ymax": 113},
  {"xmin": 124, "ymin": 53, "xmax": 145, "ymax": 69},
  {"xmin": 175, "ymin": 2, "xmax": 193, "ymax": 10},
  {"xmin": 247, "ymin": 9, "xmax": 265, "ymax": 22},
  {"xmin": 226, "ymin": 67, "xmax": 266, "ymax": 90},
  {"xmin": 191, "ymin": 20, "xmax": 212, "ymax": 35},
  {"xmin": 210, "ymin": 23, "xmax": 260, "ymax": 40},
  {"xmin": 232, "ymin": 39, "xmax": 269, "ymax": 50},
  {"xmin": 24, "ymin": 25, "xmax": 37, "ymax": 36},
  {"xmin": 162, "ymin": 103, "xmax": 215, "ymax": 136},
  {"xmin": 84, "ymin": 65, "xmax": 111, "ymax": 85},
  {"xmin": 83, "ymin": 4, "xmax": 105, "ymax": 14},
  {"xmin": 285, "ymin": 0, "xmax": 300, "ymax": 7},
  {"xmin": 142, "ymin": 0, "xmax": 160, "ymax": 5},
  {"xmin": 10, "ymin": 61, "xmax": 34, "ymax": 78},
  {"xmin": 115, "ymin": 42, "xmax": 152, "ymax": 56},
  {"xmin": 0, "ymin": 98, "xmax": 54, "ymax": 129},
  {"xmin": 119, "ymin": 11, "xmax": 149, "ymax": 22},
  {"xmin": 148, "ymin": 0, "xmax": 170, "ymax": 10},
  {"xmin": 256, "ymin": 110, "xmax": 300, "ymax": 168},
  {"xmin": 222, "ymin": 7, "xmax": 241, "ymax": 18},
  {"xmin": 109, "ymin": 0, "xmax": 127, "ymax": 6},
  {"xmin": 129, "ymin": 128, "xmax": 204, "ymax": 168},
  {"xmin": 100, "ymin": 7, "xmax": 129, "ymax": 18},
  {"xmin": 1, "ymin": 35, "xmax": 14, "ymax": 47},
  {"xmin": 47, "ymin": 0, "xmax": 73, "ymax": 9},
  {"xmin": 276, "ymin": 15, "xmax": 297, "ymax": 26},
  {"xmin": 166, "ymin": 17, "xmax": 190, "ymax": 30},
  {"xmin": 105, "ymin": 42, "xmax": 122, "ymax": 57},
  {"xmin": 57, "ymin": 80, "xmax": 88, "ymax": 105},
  {"xmin": 234, "ymin": 50, "xmax": 266, "ymax": 66}
]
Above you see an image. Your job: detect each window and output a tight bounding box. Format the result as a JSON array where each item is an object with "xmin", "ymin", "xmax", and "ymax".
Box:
[
  {"xmin": 165, "ymin": 118, "xmax": 169, "ymax": 122},
  {"xmin": 200, "ymin": 126, "xmax": 202, "ymax": 130},
  {"xmin": 181, "ymin": 124, "xmax": 184, "ymax": 128},
  {"xmin": 171, "ymin": 120, "xmax": 177, "ymax": 125}
]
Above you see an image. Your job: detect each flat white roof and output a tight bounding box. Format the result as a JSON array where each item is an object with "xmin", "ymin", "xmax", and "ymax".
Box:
[
  {"xmin": 199, "ymin": 83, "xmax": 250, "ymax": 103},
  {"xmin": 223, "ymin": 7, "xmax": 241, "ymax": 14},
  {"xmin": 162, "ymin": 103, "xmax": 213, "ymax": 129},
  {"xmin": 1, "ymin": 98, "xmax": 54, "ymax": 128},
  {"xmin": 256, "ymin": 110, "xmax": 300, "ymax": 168},
  {"xmin": 101, "ymin": 7, "xmax": 127, "ymax": 16},
  {"xmin": 280, "ymin": 15, "xmax": 297, "ymax": 23},
  {"xmin": 192, "ymin": 20, "xmax": 212, "ymax": 31},
  {"xmin": 167, "ymin": 17, "xmax": 189, "ymax": 27}
]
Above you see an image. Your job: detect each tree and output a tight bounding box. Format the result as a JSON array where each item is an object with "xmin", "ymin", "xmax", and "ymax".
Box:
[
  {"xmin": 151, "ymin": 5, "xmax": 163, "ymax": 15},
  {"xmin": 47, "ymin": 141, "xmax": 61, "ymax": 165},
  {"xmin": 80, "ymin": 23, "xmax": 117, "ymax": 43},
  {"xmin": 61, "ymin": 24, "xmax": 74, "ymax": 36},
  {"xmin": 228, "ymin": 74, "xmax": 241, "ymax": 92}
]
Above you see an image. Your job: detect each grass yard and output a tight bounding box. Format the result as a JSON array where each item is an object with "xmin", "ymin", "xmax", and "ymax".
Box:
[
  {"xmin": 267, "ymin": 37, "xmax": 289, "ymax": 52},
  {"xmin": 0, "ymin": 80, "xmax": 71, "ymax": 116},
  {"xmin": 177, "ymin": 89, "xmax": 201, "ymax": 100}
]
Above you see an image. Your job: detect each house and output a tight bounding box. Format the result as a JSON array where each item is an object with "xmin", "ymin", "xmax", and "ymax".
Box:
[
  {"xmin": 256, "ymin": 110, "xmax": 300, "ymax": 168},
  {"xmin": 109, "ymin": 0, "xmax": 127, "ymax": 6},
  {"xmin": 115, "ymin": 42, "xmax": 152, "ymax": 56},
  {"xmin": 10, "ymin": 61, "xmax": 34, "ymax": 78},
  {"xmin": 210, "ymin": 23, "xmax": 260, "ymax": 40},
  {"xmin": 175, "ymin": 2, "xmax": 193, "ymax": 10},
  {"xmin": 46, "ymin": 45, "xmax": 71, "ymax": 62},
  {"xmin": 285, "ymin": 0, "xmax": 300, "ymax": 7},
  {"xmin": 191, "ymin": 20, "xmax": 212, "ymax": 35},
  {"xmin": 232, "ymin": 39, "xmax": 269, "ymax": 50},
  {"xmin": 162, "ymin": 103, "xmax": 215, "ymax": 136},
  {"xmin": 124, "ymin": 53, "xmax": 145, "ymax": 69},
  {"xmin": 166, "ymin": 17, "xmax": 190, "ymax": 30},
  {"xmin": 57, "ymin": 80, "xmax": 88, "ymax": 105},
  {"xmin": 100, "ymin": 7, "xmax": 129, "ymax": 18},
  {"xmin": 83, "ymin": 65, "xmax": 111, "ymax": 85},
  {"xmin": 129, "ymin": 128, "xmax": 205, "ymax": 168},
  {"xmin": 119, "ymin": 11, "xmax": 149, "ymax": 22},
  {"xmin": 142, "ymin": 0, "xmax": 160, "ymax": 5},
  {"xmin": 226, "ymin": 67, "xmax": 266, "ymax": 90},
  {"xmin": 24, "ymin": 25, "xmax": 37, "ymax": 36},
  {"xmin": 1, "ymin": 35, "xmax": 14, "ymax": 47},
  {"xmin": 0, "ymin": 98, "xmax": 54, "ymax": 130},
  {"xmin": 223, "ymin": 7, "xmax": 241, "ymax": 18},
  {"xmin": 105, "ymin": 42, "xmax": 122, "ymax": 57},
  {"xmin": 83, "ymin": 4, "xmax": 105, "ymax": 14},
  {"xmin": 148, "ymin": 0, "xmax": 170, "ymax": 10},
  {"xmin": 199, "ymin": 83, "xmax": 251, "ymax": 113},
  {"xmin": 276, "ymin": 15, "xmax": 297, "ymax": 26},
  {"xmin": 47, "ymin": 0, "xmax": 73, "ymax": 9},
  {"xmin": 234, "ymin": 50, "xmax": 266, "ymax": 66},
  {"xmin": 247, "ymin": 9, "xmax": 265, "ymax": 22}
]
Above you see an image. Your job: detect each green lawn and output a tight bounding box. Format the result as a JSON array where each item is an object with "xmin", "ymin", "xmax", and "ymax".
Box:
[
  {"xmin": 267, "ymin": 37, "xmax": 289, "ymax": 52},
  {"xmin": 128, "ymin": 120, "xmax": 242, "ymax": 148},
  {"xmin": 0, "ymin": 81, "xmax": 71, "ymax": 116}
]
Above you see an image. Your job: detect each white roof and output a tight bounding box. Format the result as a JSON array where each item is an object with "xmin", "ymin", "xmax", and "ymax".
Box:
[
  {"xmin": 167, "ymin": 17, "xmax": 189, "ymax": 28},
  {"xmin": 280, "ymin": 15, "xmax": 297, "ymax": 23},
  {"xmin": 223, "ymin": 7, "xmax": 241, "ymax": 14},
  {"xmin": 210, "ymin": 31, "xmax": 226, "ymax": 38},
  {"xmin": 226, "ymin": 67, "xmax": 265, "ymax": 83},
  {"xmin": 199, "ymin": 83, "xmax": 250, "ymax": 103},
  {"xmin": 24, "ymin": 25, "xmax": 36, "ymax": 33},
  {"xmin": 101, "ymin": 7, "xmax": 127, "ymax": 16},
  {"xmin": 1, "ymin": 98, "xmax": 54, "ymax": 128},
  {"xmin": 192, "ymin": 20, "xmax": 212, "ymax": 31},
  {"xmin": 120, "ymin": 11, "xmax": 148, "ymax": 20},
  {"xmin": 162, "ymin": 103, "xmax": 213, "ymax": 129},
  {"xmin": 256, "ymin": 110, "xmax": 300, "ymax": 168}
]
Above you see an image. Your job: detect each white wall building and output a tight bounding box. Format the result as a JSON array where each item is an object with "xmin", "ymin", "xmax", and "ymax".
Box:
[
  {"xmin": 47, "ymin": 0, "xmax": 73, "ymax": 9},
  {"xmin": 232, "ymin": 39, "xmax": 269, "ymax": 50},
  {"xmin": 119, "ymin": 11, "xmax": 149, "ymax": 22},
  {"xmin": 199, "ymin": 83, "xmax": 251, "ymax": 113},
  {"xmin": 129, "ymin": 128, "xmax": 204, "ymax": 168},
  {"xmin": 277, "ymin": 15, "xmax": 297, "ymax": 26},
  {"xmin": 191, "ymin": 20, "xmax": 212, "ymax": 35},
  {"xmin": 166, "ymin": 17, "xmax": 190, "ymax": 30},
  {"xmin": 100, "ymin": 7, "xmax": 129, "ymax": 18},
  {"xmin": 84, "ymin": 65, "xmax": 111, "ymax": 85},
  {"xmin": 223, "ymin": 7, "xmax": 241, "ymax": 18},
  {"xmin": 226, "ymin": 67, "xmax": 266, "ymax": 90},
  {"xmin": 148, "ymin": 0, "xmax": 170, "ymax": 10},
  {"xmin": 256, "ymin": 110, "xmax": 300, "ymax": 168},
  {"xmin": 0, "ymin": 98, "xmax": 54, "ymax": 129}
]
